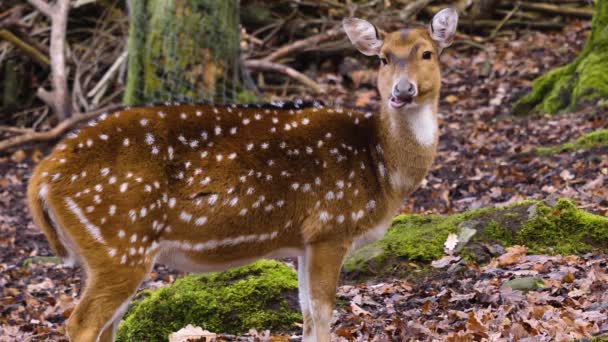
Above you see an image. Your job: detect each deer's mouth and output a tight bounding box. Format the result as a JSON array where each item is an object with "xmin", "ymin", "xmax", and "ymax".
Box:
[{"xmin": 389, "ymin": 95, "xmax": 413, "ymax": 109}]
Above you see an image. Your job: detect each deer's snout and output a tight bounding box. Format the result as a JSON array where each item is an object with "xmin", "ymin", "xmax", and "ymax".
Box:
[{"xmin": 390, "ymin": 78, "xmax": 418, "ymax": 109}]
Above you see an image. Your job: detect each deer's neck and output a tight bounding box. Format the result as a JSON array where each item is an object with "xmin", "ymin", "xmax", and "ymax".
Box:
[{"xmin": 375, "ymin": 100, "xmax": 439, "ymax": 196}]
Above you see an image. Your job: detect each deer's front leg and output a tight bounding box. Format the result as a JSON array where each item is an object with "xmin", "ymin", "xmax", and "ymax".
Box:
[
  {"xmin": 297, "ymin": 256, "xmax": 314, "ymax": 340},
  {"xmin": 302, "ymin": 240, "xmax": 349, "ymax": 342}
]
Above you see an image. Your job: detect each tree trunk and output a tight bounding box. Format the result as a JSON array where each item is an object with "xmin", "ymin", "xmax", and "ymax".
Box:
[
  {"xmin": 123, "ymin": 0, "xmax": 240, "ymax": 105},
  {"xmin": 513, "ymin": 0, "xmax": 608, "ymax": 115}
]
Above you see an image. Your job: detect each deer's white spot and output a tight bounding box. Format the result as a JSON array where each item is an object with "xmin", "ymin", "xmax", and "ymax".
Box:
[
  {"xmin": 319, "ymin": 211, "xmax": 330, "ymax": 222},
  {"xmin": 195, "ymin": 216, "xmax": 207, "ymax": 226},
  {"xmin": 180, "ymin": 211, "xmax": 192, "ymax": 222},
  {"xmin": 229, "ymin": 197, "xmax": 239, "ymax": 206}
]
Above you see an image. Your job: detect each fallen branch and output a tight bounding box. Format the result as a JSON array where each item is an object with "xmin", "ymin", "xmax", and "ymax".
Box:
[
  {"xmin": 244, "ymin": 59, "xmax": 322, "ymax": 94},
  {"xmin": 0, "ymin": 104, "xmax": 122, "ymax": 152},
  {"xmin": 0, "ymin": 29, "xmax": 49, "ymax": 67},
  {"xmin": 262, "ymin": 26, "xmax": 342, "ymax": 62},
  {"xmin": 459, "ymin": 18, "xmax": 565, "ymax": 31},
  {"xmin": 518, "ymin": 2, "xmax": 593, "ymax": 18},
  {"xmin": 399, "ymin": 0, "xmax": 435, "ymax": 21}
]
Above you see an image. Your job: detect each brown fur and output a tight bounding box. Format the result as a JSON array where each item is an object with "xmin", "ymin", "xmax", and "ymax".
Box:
[{"xmin": 27, "ymin": 15, "xmax": 454, "ymax": 341}]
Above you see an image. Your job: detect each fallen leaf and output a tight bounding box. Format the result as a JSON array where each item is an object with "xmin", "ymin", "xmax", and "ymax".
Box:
[
  {"xmin": 497, "ymin": 245, "xmax": 528, "ymax": 267},
  {"xmin": 444, "ymin": 233, "xmax": 459, "ymax": 255},
  {"xmin": 169, "ymin": 325, "xmax": 216, "ymax": 342}
]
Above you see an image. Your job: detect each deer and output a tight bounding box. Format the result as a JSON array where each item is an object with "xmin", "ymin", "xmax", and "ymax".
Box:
[{"xmin": 27, "ymin": 8, "xmax": 458, "ymax": 342}]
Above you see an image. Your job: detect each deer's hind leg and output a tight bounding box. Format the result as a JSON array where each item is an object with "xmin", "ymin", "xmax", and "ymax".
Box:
[{"xmin": 66, "ymin": 260, "xmax": 153, "ymax": 342}]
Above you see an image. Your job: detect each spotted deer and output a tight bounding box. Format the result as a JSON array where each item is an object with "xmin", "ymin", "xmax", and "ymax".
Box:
[{"xmin": 27, "ymin": 8, "xmax": 458, "ymax": 342}]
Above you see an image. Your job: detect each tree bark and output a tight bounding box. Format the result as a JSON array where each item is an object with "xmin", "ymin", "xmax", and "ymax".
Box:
[
  {"xmin": 123, "ymin": 0, "xmax": 240, "ymax": 105},
  {"xmin": 513, "ymin": 0, "xmax": 608, "ymax": 115}
]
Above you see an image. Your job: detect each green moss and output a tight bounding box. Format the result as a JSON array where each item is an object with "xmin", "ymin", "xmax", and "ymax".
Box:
[
  {"xmin": 513, "ymin": 0, "xmax": 608, "ymax": 114},
  {"xmin": 484, "ymin": 220, "xmax": 515, "ymax": 246},
  {"xmin": 116, "ymin": 260, "xmax": 301, "ymax": 341},
  {"xmin": 343, "ymin": 200, "xmax": 608, "ymax": 279},
  {"xmin": 343, "ymin": 205, "xmax": 512, "ymax": 277},
  {"xmin": 536, "ymin": 129, "xmax": 608, "ymax": 155}
]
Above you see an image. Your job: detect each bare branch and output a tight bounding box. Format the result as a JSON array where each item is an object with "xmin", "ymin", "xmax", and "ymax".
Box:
[
  {"xmin": 244, "ymin": 59, "xmax": 322, "ymax": 94},
  {"xmin": 0, "ymin": 125, "xmax": 35, "ymax": 134},
  {"xmin": 46, "ymin": 0, "xmax": 72, "ymax": 120},
  {"xmin": 29, "ymin": 0, "xmax": 72, "ymax": 120},
  {"xmin": 27, "ymin": 0, "xmax": 53, "ymax": 17}
]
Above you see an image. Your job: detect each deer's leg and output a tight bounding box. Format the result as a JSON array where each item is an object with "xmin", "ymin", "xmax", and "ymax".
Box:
[
  {"xmin": 304, "ymin": 240, "xmax": 349, "ymax": 342},
  {"xmin": 297, "ymin": 256, "xmax": 314, "ymax": 340},
  {"xmin": 66, "ymin": 263, "xmax": 151, "ymax": 342},
  {"xmin": 97, "ymin": 300, "xmax": 130, "ymax": 342}
]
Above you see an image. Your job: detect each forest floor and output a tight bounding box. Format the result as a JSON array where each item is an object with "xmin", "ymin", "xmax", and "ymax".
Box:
[{"xmin": 1, "ymin": 20, "xmax": 607, "ymax": 341}]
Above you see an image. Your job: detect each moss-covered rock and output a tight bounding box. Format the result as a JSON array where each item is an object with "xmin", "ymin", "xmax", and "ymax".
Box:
[
  {"xmin": 343, "ymin": 199, "xmax": 608, "ymax": 280},
  {"xmin": 116, "ymin": 260, "xmax": 301, "ymax": 341},
  {"xmin": 513, "ymin": 0, "xmax": 608, "ymax": 115},
  {"xmin": 536, "ymin": 128, "xmax": 608, "ymax": 155}
]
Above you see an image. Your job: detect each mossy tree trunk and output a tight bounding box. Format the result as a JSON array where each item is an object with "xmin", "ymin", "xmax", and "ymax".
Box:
[
  {"xmin": 513, "ymin": 0, "xmax": 608, "ymax": 115},
  {"xmin": 123, "ymin": 0, "xmax": 240, "ymax": 105}
]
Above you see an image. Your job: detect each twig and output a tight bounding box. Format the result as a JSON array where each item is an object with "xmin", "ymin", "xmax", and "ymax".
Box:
[
  {"xmin": 244, "ymin": 59, "xmax": 322, "ymax": 94},
  {"xmin": 87, "ymin": 50, "xmax": 128, "ymax": 100},
  {"xmin": 0, "ymin": 125, "xmax": 35, "ymax": 134},
  {"xmin": 489, "ymin": 3, "xmax": 520, "ymax": 39},
  {"xmin": 32, "ymin": 108, "xmax": 50, "ymax": 131},
  {"xmin": 0, "ymin": 104, "xmax": 122, "ymax": 152},
  {"xmin": 0, "ymin": 29, "xmax": 49, "ymax": 67},
  {"xmin": 262, "ymin": 26, "xmax": 342, "ymax": 62}
]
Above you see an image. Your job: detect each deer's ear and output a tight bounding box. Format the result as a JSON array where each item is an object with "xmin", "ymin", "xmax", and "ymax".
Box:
[
  {"xmin": 429, "ymin": 8, "xmax": 458, "ymax": 50},
  {"xmin": 343, "ymin": 18, "xmax": 384, "ymax": 56}
]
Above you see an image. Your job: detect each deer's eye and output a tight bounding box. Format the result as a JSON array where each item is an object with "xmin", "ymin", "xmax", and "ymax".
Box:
[
  {"xmin": 380, "ymin": 57, "xmax": 388, "ymax": 66},
  {"xmin": 422, "ymin": 51, "xmax": 432, "ymax": 60}
]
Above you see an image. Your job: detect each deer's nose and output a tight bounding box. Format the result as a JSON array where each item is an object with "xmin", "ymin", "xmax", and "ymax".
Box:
[{"xmin": 393, "ymin": 79, "xmax": 417, "ymax": 99}]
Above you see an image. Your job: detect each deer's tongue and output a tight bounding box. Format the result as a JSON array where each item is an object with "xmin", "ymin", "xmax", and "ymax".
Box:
[{"xmin": 389, "ymin": 96, "xmax": 413, "ymax": 109}]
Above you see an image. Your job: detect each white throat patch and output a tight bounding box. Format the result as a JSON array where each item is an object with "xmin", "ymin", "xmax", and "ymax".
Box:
[{"xmin": 405, "ymin": 104, "xmax": 437, "ymax": 147}]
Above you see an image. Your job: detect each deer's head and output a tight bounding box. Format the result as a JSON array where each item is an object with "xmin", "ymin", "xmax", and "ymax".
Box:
[{"xmin": 343, "ymin": 8, "xmax": 458, "ymax": 111}]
